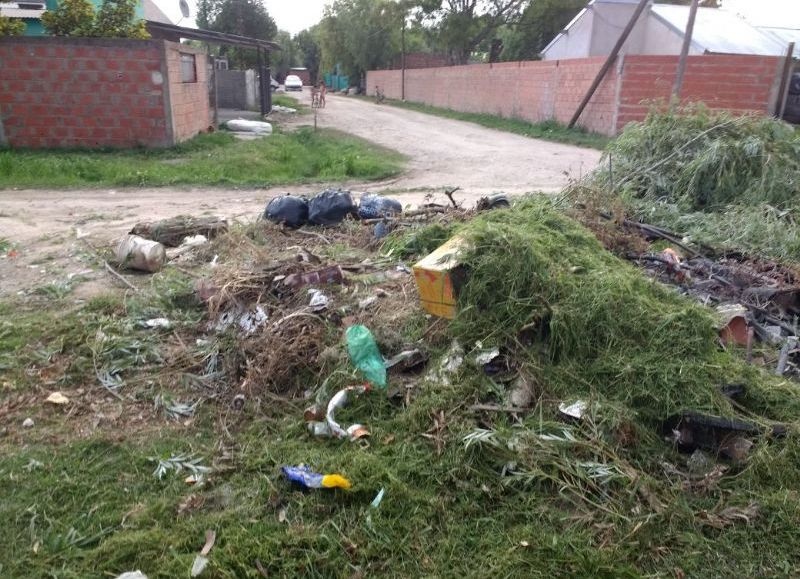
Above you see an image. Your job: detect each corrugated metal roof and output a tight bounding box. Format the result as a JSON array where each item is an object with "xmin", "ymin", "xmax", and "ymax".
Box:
[
  {"xmin": 652, "ymin": 5, "xmax": 788, "ymax": 56},
  {"xmin": 758, "ymin": 27, "xmax": 800, "ymax": 57}
]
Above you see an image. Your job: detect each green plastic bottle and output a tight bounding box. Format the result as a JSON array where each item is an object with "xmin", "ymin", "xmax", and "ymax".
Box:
[{"xmin": 345, "ymin": 325, "xmax": 387, "ymax": 388}]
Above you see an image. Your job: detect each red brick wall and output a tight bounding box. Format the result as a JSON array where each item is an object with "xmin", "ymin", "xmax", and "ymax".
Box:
[
  {"xmin": 164, "ymin": 42, "xmax": 211, "ymax": 143},
  {"xmin": 367, "ymin": 54, "xmax": 783, "ymax": 136},
  {"xmin": 615, "ymin": 54, "xmax": 782, "ymax": 133},
  {"xmin": 0, "ymin": 37, "xmax": 211, "ymax": 148},
  {"xmin": 290, "ymin": 69, "xmax": 312, "ymax": 85},
  {"xmin": 368, "ymin": 57, "xmax": 618, "ymax": 135}
]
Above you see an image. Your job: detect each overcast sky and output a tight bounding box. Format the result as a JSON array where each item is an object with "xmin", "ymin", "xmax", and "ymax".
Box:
[{"xmin": 155, "ymin": 0, "xmax": 797, "ymax": 36}]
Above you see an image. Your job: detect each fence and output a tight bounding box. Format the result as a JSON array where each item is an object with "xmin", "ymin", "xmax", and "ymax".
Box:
[{"xmin": 367, "ymin": 54, "xmax": 784, "ymax": 136}]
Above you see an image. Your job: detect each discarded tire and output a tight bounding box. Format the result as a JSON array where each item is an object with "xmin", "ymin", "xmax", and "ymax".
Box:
[
  {"xmin": 358, "ymin": 194, "xmax": 403, "ymax": 219},
  {"xmin": 308, "ymin": 189, "xmax": 357, "ymax": 226},
  {"xmin": 265, "ymin": 195, "xmax": 309, "ymax": 228}
]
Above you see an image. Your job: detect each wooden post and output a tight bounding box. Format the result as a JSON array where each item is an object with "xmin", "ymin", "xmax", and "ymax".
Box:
[
  {"xmin": 671, "ymin": 0, "xmax": 700, "ymax": 102},
  {"xmin": 568, "ymin": 0, "xmax": 650, "ymax": 129},
  {"xmin": 265, "ymin": 48, "xmax": 272, "ymax": 114},
  {"xmin": 776, "ymin": 42, "xmax": 796, "ymax": 119},
  {"xmin": 401, "ymin": 18, "xmax": 406, "ymax": 101}
]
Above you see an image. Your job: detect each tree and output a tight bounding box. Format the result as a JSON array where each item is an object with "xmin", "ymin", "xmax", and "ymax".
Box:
[
  {"xmin": 41, "ymin": 0, "xmax": 95, "ymax": 36},
  {"xmin": 272, "ymin": 30, "xmax": 300, "ymax": 81},
  {"xmin": 295, "ymin": 28, "xmax": 322, "ymax": 84},
  {"xmin": 501, "ymin": 0, "xmax": 584, "ymax": 61},
  {"xmin": 0, "ymin": 15, "xmax": 25, "ymax": 35},
  {"xmin": 317, "ymin": 0, "xmax": 405, "ymax": 80},
  {"xmin": 198, "ymin": 0, "xmax": 277, "ymax": 69},
  {"xmin": 93, "ymin": 0, "xmax": 148, "ymax": 38},
  {"xmin": 417, "ymin": 0, "xmax": 527, "ymax": 64},
  {"xmin": 41, "ymin": 0, "xmax": 148, "ymax": 38}
]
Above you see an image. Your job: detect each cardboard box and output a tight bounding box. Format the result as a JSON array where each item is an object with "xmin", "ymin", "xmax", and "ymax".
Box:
[{"xmin": 412, "ymin": 236, "xmax": 468, "ymax": 319}]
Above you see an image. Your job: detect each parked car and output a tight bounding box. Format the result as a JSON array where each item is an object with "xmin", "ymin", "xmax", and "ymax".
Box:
[
  {"xmin": 270, "ymin": 76, "xmax": 279, "ymax": 92},
  {"xmin": 284, "ymin": 75, "xmax": 303, "ymax": 91},
  {"xmin": 783, "ymin": 72, "xmax": 800, "ymax": 125}
]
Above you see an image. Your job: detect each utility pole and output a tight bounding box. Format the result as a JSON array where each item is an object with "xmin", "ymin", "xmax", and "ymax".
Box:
[
  {"xmin": 568, "ymin": 0, "xmax": 649, "ymax": 128},
  {"xmin": 401, "ymin": 17, "xmax": 406, "ymax": 101},
  {"xmin": 672, "ymin": 0, "xmax": 700, "ymax": 102}
]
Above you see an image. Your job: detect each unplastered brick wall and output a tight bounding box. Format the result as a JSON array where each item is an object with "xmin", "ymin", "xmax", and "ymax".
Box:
[
  {"xmin": 164, "ymin": 42, "xmax": 211, "ymax": 143},
  {"xmin": 0, "ymin": 37, "xmax": 211, "ymax": 148},
  {"xmin": 615, "ymin": 54, "xmax": 783, "ymax": 133},
  {"xmin": 368, "ymin": 58, "xmax": 618, "ymax": 135},
  {"xmin": 367, "ymin": 54, "xmax": 783, "ymax": 136}
]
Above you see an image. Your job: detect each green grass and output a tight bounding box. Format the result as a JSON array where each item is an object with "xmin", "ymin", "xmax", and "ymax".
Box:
[
  {"xmin": 0, "ymin": 127, "xmax": 403, "ymax": 189},
  {"xmin": 272, "ymin": 93, "xmax": 309, "ymax": 114},
  {"xmin": 370, "ymin": 97, "xmax": 609, "ymax": 150},
  {"xmin": 4, "ymin": 207, "xmax": 800, "ymax": 577}
]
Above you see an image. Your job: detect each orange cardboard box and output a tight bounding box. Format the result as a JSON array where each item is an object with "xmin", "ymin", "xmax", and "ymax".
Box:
[{"xmin": 412, "ymin": 236, "xmax": 468, "ymax": 319}]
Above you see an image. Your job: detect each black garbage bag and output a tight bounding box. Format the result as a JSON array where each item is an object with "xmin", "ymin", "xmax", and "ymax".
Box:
[
  {"xmin": 358, "ymin": 194, "xmax": 403, "ymax": 219},
  {"xmin": 308, "ymin": 189, "xmax": 357, "ymax": 226},
  {"xmin": 265, "ymin": 195, "xmax": 309, "ymax": 228}
]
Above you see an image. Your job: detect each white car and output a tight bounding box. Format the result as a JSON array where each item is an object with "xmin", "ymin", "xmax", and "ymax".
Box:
[{"xmin": 284, "ymin": 75, "xmax": 303, "ymax": 91}]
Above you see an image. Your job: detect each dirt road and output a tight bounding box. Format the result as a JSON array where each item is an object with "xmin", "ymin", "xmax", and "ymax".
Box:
[
  {"xmin": 0, "ymin": 94, "xmax": 600, "ymax": 296},
  {"xmin": 313, "ymin": 93, "xmax": 600, "ymax": 195}
]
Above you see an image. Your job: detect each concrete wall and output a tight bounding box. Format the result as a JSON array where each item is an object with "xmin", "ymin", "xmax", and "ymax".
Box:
[
  {"xmin": 0, "ymin": 36, "xmax": 210, "ymax": 148},
  {"xmin": 367, "ymin": 54, "xmax": 783, "ymax": 136},
  {"xmin": 216, "ymin": 69, "xmax": 257, "ymax": 110}
]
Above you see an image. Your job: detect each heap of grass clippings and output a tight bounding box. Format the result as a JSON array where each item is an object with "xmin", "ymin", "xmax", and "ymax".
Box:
[
  {"xmin": 451, "ymin": 198, "xmax": 799, "ymax": 421},
  {"xmin": 597, "ymin": 106, "xmax": 800, "ymax": 211}
]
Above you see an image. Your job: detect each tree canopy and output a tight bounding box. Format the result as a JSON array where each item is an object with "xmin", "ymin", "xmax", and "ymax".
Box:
[{"xmin": 196, "ymin": 0, "xmax": 277, "ymax": 68}]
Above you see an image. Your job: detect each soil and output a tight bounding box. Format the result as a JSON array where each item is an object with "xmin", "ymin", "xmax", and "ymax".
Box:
[{"xmin": 0, "ymin": 92, "xmax": 600, "ymax": 297}]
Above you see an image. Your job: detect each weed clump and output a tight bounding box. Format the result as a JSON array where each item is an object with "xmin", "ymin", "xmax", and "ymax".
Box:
[{"xmin": 598, "ymin": 106, "xmax": 800, "ymax": 211}]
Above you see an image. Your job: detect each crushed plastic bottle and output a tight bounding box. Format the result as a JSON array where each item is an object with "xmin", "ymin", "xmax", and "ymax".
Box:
[
  {"xmin": 307, "ymin": 385, "xmax": 370, "ymax": 442},
  {"xmin": 345, "ymin": 325, "xmax": 386, "ymax": 388},
  {"xmin": 281, "ymin": 465, "xmax": 351, "ymax": 489}
]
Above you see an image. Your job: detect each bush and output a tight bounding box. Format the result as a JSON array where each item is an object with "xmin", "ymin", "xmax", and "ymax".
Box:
[
  {"xmin": 93, "ymin": 0, "xmax": 149, "ymax": 39},
  {"xmin": 41, "ymin": 0, "xmax": 149, "ymax": 38},
  {"xmin": 41, "ymin": 0, "xmax": 95, "ymax": 36},
  {"xmin": 0, "ymin": 15, "xmax": 26, "ymax": 36}
]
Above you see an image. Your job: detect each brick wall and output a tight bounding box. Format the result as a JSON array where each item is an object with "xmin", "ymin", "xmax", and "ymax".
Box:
[
  {"xmin": 0, "ymin": 36, "xmax": 211, "ymax": 148},
  {"xmin": 367, "ymin": 54, "xmax": 783, "ymax": 136},
  {"xmin": 164, "ymin": 42, "xmax": 211, "ymax": 143},
  {"xmin": 615, "ymin": 54, "xmax": 783, "ymax": 133},
  {"xmin": 368, "ymin": 58, "xmax": 618, "ymax": 135},
  {"xmin": 389, "ymin": 52, "xmax": 450, "ymax": 70}
]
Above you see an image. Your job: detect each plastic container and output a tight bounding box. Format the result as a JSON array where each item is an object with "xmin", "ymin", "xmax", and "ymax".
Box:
[{"xmin": 116, "ymin": 235, "xmax": 166, "ymax": 272}]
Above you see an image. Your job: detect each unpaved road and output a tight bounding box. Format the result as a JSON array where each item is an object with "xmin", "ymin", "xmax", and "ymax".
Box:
[
  {"xmin": 0, "ymin": 93, "xmax": 600, "ymax": 296},
  {"xmin": 313, "ymin": 93, "xmax": 600, "ymax": 195}
]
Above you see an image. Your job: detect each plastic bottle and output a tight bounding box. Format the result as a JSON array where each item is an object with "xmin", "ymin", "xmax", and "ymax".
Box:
[{"xmin": 345, "ymin": 325, "xmax": 387, "ymax": 388}]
